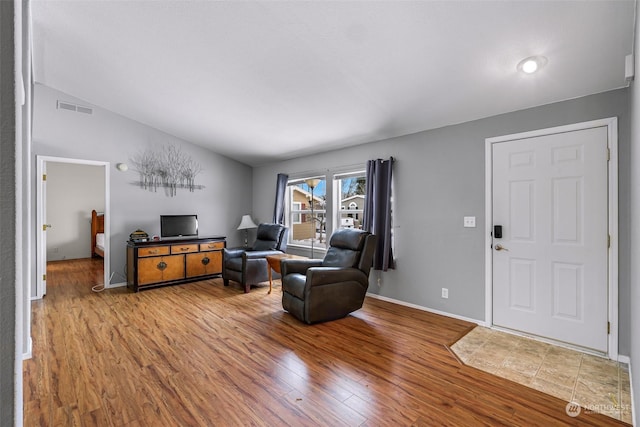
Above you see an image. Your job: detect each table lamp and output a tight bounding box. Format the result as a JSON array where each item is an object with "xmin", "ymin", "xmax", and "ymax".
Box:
[{"xmin": 237, "ymin": 214, "xmax": 258, "ymax": 247}]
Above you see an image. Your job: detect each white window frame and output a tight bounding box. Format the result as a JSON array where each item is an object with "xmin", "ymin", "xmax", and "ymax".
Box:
[
  {"xmin": 292, "ymin": 201, "xmax": 302, "ymax": 224},
  {"xmin": 286, "ymin": 176, "xmax": 328, "ymax": 251},
  {"xmin": 334, "ymin": 170, "xmax": 366, "ymax": 232},
  {"xmin": 285, "ymin": 167, "xmax": 367, "ymax": 254}
]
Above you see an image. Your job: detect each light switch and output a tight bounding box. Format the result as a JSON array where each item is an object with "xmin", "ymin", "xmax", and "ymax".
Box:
[{"xmin": 463, "ymin": 216, "xmax": 476, "ymax": 228}]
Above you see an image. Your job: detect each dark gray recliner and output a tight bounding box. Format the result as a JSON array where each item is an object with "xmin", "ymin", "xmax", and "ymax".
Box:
[
  {"xmin": 281, "ymin": 228, "xmax": 377, "ymax": 324},
  {"xmin": 223, "ymin": 223, "xmax": 288, "ymax": 293}
]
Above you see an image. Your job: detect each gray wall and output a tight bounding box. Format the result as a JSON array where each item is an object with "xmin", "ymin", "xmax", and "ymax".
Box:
[
  {"xmin": 628, "ymin": 3, "xmax": 640, "ymax": 425},
  {"xmin": 32, "ymin": 84, "xmax": 253, "ymax": 292},
  {"xmin": 0, "ymin": 1, "xmax": 17, "ymax": 424},
  {"xmin": 253, "ymin": 88, "xmax": 632, "ymax": 356},
  {"xmin": 46, "ymin": 163, "xmax": 105, "ymax": 261}
]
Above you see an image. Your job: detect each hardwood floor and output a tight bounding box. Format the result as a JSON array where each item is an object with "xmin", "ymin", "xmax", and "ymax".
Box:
[{"xmin": 24, "ymin": 258, "xmax": 629, "ymax": 426}]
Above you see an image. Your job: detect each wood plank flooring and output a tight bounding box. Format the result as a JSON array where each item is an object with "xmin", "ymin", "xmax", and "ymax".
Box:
[{"xmin": 24, "ymin": 258, "xmax": 629, "ymax": 426}]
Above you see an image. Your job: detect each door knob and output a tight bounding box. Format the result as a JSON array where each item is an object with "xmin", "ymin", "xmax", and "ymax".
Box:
[{"xmin": 495, "ymin": 244, "xmax": 509, "ymax": 251}]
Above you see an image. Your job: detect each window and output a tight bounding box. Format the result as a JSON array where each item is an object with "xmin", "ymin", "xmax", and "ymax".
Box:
[
  {"xmin": 286, "ymin": 170, "xmax": 366, "ymax": 253},
  {"xmin": 336, "ymin": 172, "xmax": 366, "ymax": 230},
  {"xmin": 292, "ymin": 202, "xmax": 302, "ymax": 224},
  {"xmin": 287, "ymin": 177, "xmax": 327, "ymax": 250}
]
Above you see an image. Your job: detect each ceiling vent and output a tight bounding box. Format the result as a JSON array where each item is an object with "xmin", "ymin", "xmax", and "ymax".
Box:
[{"xmin": 57, "ymin": 100, "xmax": 93, "ymax": 115}]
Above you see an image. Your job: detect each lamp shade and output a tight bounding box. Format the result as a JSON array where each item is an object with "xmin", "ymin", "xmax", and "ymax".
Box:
[
  {"xmin": 304, "ymin": 178, "xmax": 321, "ymax": 189},
  {"xmin": 237, "ymin": 214, "xmax": 258, "ymax": 230}
]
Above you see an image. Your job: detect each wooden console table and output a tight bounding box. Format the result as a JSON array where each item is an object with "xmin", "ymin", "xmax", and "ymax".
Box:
[
  {"xmin": 266, "ymin": 253, "xmax": 306, "ymax": 294},
  {"xmin": 127, "ymin": 236, "xmax": 226, "ymax": 292}
]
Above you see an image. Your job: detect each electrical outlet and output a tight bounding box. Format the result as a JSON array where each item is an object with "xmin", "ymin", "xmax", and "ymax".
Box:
[
  {"xmin": 442, "ymin": 288, "xmax": 449, "ymax": 299},
  {"xmin": 463, "ymin": 216, "xmax": 476, "ymax": 228}
]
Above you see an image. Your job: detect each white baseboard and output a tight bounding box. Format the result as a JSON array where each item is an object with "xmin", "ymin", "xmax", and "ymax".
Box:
[
  {"xmin": 628, "ymin": 358, "xmax": 636, "ymax": 426},
  {"xmin": 619, "ymin": 354, "xmax": 631, "ymax": 364},
  {"xmin": 365, "ymin": 292, "xmax": 485, "ymax": 326},
  {"xmin": 22, "ymin": 337, "xmax": 32, "ymax": 360},
  {"xmin": 106, "ymin": 281, "xmax": 127, "ymax": 289}
]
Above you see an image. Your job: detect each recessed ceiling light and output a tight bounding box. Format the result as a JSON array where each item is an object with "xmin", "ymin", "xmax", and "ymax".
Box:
[{"xmin": 517, "ymin": 56, "xmax": 548, "ymax": 74}]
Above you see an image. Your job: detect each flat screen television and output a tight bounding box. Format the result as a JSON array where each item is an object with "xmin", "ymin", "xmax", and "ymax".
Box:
[{"xmin": 160, "ymin": 215, "xmax": 198, "ymax": 238}]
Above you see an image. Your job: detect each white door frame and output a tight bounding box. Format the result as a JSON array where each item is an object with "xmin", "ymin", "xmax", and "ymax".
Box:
[
  {"xmin": 484, "ymin": 117, "xmax": 619, "ymax": 360},
  {"xmin": 36, "ymin": 156, "xmax": 110, "ymax": 298}
]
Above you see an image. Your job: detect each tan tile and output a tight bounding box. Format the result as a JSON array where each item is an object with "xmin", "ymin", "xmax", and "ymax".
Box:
[
  {"xmin": 578, "ymin": 364, "xmax": 619, "ymax": 387},
  {"xmin": 468, "ymin": 326, "xmax": 496, "ymax": 340},
  {"xmin": 502, "ymin": 354, "xmax": 543, "ymax": 377},
  {"xmin": 461, "ymin": 328, "xmax": 492, "ymax": 344},
  {"xmin": 450, "ymin": 342, "xmax": 477, "ymax": 363},
  {"xmin": 467, "ymin": 354, "xmax": 503, "ymax": 374},
  {"xmin": 581, "ymin": 354, "xmax": 620, "ymax": 372},
  {"xmin": 475, "ymin": 343, "xmax": 512, "ymax": 360},
  {"xmin": 516, "ymin": 339, "xmax": 551, "ymax": 358},
  {"xmin": 574, "ymin": 377, "xmax": 619, "ymax": 409},
  {"xmin": 480, "ymin": 340, "xmax": 513, "ymax": 356},
  {"xmin": 452, "ymin": 327, "xmax": 627, "ymax": 423},
  {"xmin": 529, "ymin": 377, "xmax": 573, "ymax": 402},
  {"xmin": 620, "ymin": 367, "xmax": 630, "ymax": 390},
  {"xmin": 489, "ymin": 333, "xmax": 524, "ymax": 348},
  {"xmin": 545, "ymin": 346, "xmax": 582, "ymax": 367},
  {"xmin": 497, "ymin": 367, "xmax": 534, "ymax": 385},
  {"xmin": 536, "ymin": 362, "xmax": 579, "ymax": 388}
]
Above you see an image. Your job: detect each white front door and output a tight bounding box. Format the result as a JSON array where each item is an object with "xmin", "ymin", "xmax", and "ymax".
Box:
[{"xmin": 491, "ymin": 125, "xmax": 609, "ymax": 352}]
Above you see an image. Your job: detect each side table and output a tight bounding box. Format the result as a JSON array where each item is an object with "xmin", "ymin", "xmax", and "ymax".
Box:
[{"xmin": 266, "ymin": 253, "xmax": 306, "ymax": 294}]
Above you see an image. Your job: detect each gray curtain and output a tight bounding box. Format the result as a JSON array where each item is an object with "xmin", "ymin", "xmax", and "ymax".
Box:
[
  {"xmin": 273, "ymin": 173, "xmax": 288, "ymax": 224},
  {"xmin": 363, "ymin": 158, "xmax": 395, "ymax": 271}
]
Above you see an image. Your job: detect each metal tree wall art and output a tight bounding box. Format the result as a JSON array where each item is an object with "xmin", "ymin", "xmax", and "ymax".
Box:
[{"xmin": 130, "ymin": 144, "xmax": 204, "ymax": 196}]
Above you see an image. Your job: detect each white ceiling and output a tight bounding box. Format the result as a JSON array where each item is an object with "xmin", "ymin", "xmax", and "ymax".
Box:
[{"xmin": 31, "ymin": 1, "xmax": 635, "ymax": 166}]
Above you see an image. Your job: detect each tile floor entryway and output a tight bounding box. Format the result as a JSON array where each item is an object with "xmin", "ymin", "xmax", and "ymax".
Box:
[{"xmin": 451, "ymin": 326, "xmax": 632, "ymax": 423}]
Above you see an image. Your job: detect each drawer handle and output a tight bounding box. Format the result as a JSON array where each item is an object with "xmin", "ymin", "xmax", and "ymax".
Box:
[
  {"xmin": 180, "ymin": 247, "xmax": 189, "ymax": 251},
  {"xmin": 201, "ymin": 257, "xmax": 210, "ymax": 265},
  {"xmin": 149, "ymin": 250, "xmax": 158, "ymax": 254},
  {"xmin": 157, "ymin": 261, "xmax": 167, "ymax": 271}
]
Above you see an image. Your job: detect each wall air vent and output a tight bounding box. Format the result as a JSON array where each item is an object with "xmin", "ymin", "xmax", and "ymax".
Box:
[
  {"xmin": 57, "ymin": 100, "xmax": 93, "ymax": 115},
  {"xmin": 76, "ymin": 106, "xmax": 93, "ymax": 115},
  {"xmin": 57, "ymin": 101, "xmax": 76, "ymax": 111}
]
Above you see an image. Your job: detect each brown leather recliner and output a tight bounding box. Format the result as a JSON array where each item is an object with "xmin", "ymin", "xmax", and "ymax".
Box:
[
  {"xmin": 281, "ymin": 228, "xmax": 377, "ymax": 324},
  {"xmin": 223, "ymin": 223, "xmax": 288, "ymax": 293}
]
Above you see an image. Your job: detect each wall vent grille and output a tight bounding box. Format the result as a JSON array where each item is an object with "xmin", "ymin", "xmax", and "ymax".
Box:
[{"xmin": 57, "ymin": 100, "xmax": 93, "ymax": 115}]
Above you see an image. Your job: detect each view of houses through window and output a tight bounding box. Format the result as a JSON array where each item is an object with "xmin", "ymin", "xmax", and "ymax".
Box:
[
  {"xmin": 337, "ymin": 172, "xmax": 366, "ymax": 231},
  {"xmin": 287, "ymin": 170, "xmax": 366, "ymax": 251},
  {"xmin": 288, "ymin": 177, "xmax": 327, "ymax": 249}
]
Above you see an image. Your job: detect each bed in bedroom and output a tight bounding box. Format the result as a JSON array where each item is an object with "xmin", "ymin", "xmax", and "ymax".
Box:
[{"xmin": 91, "ymin": 210, "xmax": 105, "ymax": 258}]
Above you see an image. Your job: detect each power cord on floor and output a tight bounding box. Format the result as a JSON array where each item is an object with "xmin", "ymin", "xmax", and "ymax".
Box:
[{"xmin": 92, "ymin": 271, "xmax": 114, "ymax": 293}]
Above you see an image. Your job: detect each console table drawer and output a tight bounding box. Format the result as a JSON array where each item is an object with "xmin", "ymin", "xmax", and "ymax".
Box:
[
  {"xmin": 138, "ymin": 246, "xmax": 170, "ymax": 257},
  {"xmin": 171, "ymin": 244, "xmax": 198, "ymax": 254},
  {"xmin": 200, "ymin": 242, "xmax": 224, "ymax": 251}
]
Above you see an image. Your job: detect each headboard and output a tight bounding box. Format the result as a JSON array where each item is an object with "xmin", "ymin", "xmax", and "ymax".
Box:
[{"xmin": 91, "ymin": 210, "xmax": 105, "ymax": 257}]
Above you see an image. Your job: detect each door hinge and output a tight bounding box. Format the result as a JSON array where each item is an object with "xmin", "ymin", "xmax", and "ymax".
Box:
[
  {"xmin": 43, "ymin": 274, "xmax": 46, "ymax": 281},
  {"xmin": 607, "ymin": 148, "xmax": 611, "ymax": 161},
  {"xmin": 608, "ymin": 235, "xmax": 611, "ymax": 248},
  {"xmin": 608, "ymin": 321, "xmax": 611, "ymax": 334},
  {"xmin": 43, "ymin": 224, "xmax": 47, "ymax": 231},
  {"xmin": 42, "ymin": 174, "xmax": 47, "ymax": 181}
]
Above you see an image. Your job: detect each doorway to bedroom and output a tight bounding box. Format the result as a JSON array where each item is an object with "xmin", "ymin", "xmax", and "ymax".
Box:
[{"xmin": 36, "ymin": 156, "xmax": 110, "ymax": 298}]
